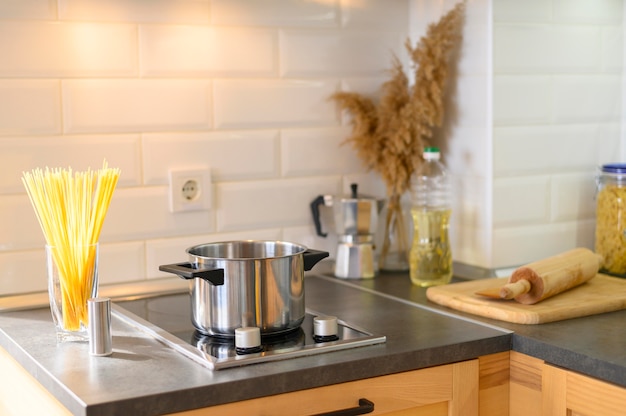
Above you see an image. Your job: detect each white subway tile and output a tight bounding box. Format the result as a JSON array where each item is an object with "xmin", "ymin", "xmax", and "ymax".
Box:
[
  {"xmin": 551, "ymin": 173, "xmax": 596, "ymax": 221},
  {"xmin": 0, "ymin": 249, "xmax": 47, "ymax": 295},
  {"xmin": 0, "ymin": 242, "xmax": 146, "ymax": 295},
  {"xmin": 492, "ymin": 220, "xmax": 595, "ymax": 268},
  {"xmin": 213, "ymin": 79, "xmax": 338, "ymax": 129},
  {"xmin": 340, "ymin": 76, "xmax": 389, "ymax": 99},
  {"xmin": 59, "ymin": 0, "xmax": 210, "ymax": 24},
  {"xmin": 0, "ymin": 135, "xmax": 141, "ymax": 194},
  {"xmin": 0, "ymin": 80, "xmax": 61, "ymax": 136},
  {"xmin": 494, "ymin": 24, "xmax": 553, "ymax": 73},
  {"xmin": 0, "ymin": 0, "xmax": 57, "ymax": 20},
  {"xmin": 282, "ymin": 225, "xmax": 337, "ymax": 259},
  {"xmin": 494, "ymin": 123, "xmax": 620, "ymax": 175},
  {"xmin": 146, "ymin": 229, "xmax": 282, "ymax": 279},
  {"xmin": 493, "ymin": 0, "xmax": 553, "ymax": 23},
  {"xmin": 101, "ymin": 187, "xmax": 215, "ymax": 242},
  {"xmin": 281, "ymin": 127, "xmax": 364, "ymax": 177},
  {"xmin": 62, "ymin": 79, "xmax": 212, "ymax": 133},
  {"xmin": 551, "ymin": 26, "xmax": 602, "ymax": 73},
  {"xmin": 140, "ymin": 26, "xmax": 278, "ymax": 77},
  {"xmin": 602, "ymin": 27, "xmax": 624, "ymax": 73},
  {"xmin": 493, "ymin": 176, "xmax": 550, "ymax": 226},
  {"xmin": 493, "ymin": 75, "xmax": 552, "ymax": 125},
  {"xmin": 210, "ymin": 0, "xmax": 340, "ymax": 27},
  {"xmin": 341, "ymin": 0, "xmax": 409, "ymax": 30},
  {"xmin": 216, "ymin": 177, "xmax": 342, "ymax": 232},
  {"xmin": 99, "ymin": 241, "xmax": 146, "ymax": 285},
  {"xmin": 553, "ymin": 0, "xmax": 623, "ymax": 24},
  {"xmin": 0, "ymin": 22, "xmax": 136, "ymax": 77},
  {"xmin": 0, "ymin": 194, "xmax": 46, "ymax": 250},
  {"xmin": 142, "ymin": 130, "xmax": 280, "ymax": 184},
  {"xmin": 281, "ymin": 29, "xmax": 404, "ymax": 77},
  {"xmin": 553, "ymin": 75, "xmax": 621, "ymax": 123}
]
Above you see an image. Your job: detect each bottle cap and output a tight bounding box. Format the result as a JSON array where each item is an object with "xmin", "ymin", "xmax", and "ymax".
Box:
[
  {"xmin": 423, "ymin": 146, "xmax": 440, "ymax": 160},
  {"xmin": 88, "ymin": 297, "xmax": 113, "ymax": 356}
]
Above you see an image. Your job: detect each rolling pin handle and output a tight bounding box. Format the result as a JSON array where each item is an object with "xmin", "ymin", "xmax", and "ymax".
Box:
[{"xmin": 500, "ymin": 279, "xmax": 531, "ymax": 299}]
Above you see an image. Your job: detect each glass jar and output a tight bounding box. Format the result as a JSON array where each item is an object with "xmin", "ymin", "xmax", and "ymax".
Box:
[{"xmin": 595, "ymin": 163, "xmax": 626, "ymax": 276}]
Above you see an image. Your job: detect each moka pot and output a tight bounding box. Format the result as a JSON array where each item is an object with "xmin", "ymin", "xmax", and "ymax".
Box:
[{"xmin": 310, "ymin": 184, "xmax": 384, "ymax": 279}]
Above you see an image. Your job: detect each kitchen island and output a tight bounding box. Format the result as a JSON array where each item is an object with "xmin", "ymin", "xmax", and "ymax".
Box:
[{"xmin": 0, "ymin": 268, "xmax": 624, "ymax": 415}]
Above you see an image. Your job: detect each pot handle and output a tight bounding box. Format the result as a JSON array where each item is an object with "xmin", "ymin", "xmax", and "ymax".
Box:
[
  {"xmin": 159, "ymin": 262, "xmax": 224, "ymax": 286},
  {"xmin": 310, "ymin": 195, "xmax": 328, "ymax": 238},
  {"xmin": 303, "ymin": 249, "xmax": 329, "ymax": 271}
]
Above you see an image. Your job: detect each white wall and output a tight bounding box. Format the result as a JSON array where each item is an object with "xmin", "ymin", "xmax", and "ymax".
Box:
[
  {"xmin": 0, "ymin": 0, "xmax": 410, "ymax": 295},
  {"xmin": 490, "ymin": 0, "xmax": 623, "ymax": 267},
  {"xmin": 0, "ymin": 0, "xmax": 622, "ymax": 295}
]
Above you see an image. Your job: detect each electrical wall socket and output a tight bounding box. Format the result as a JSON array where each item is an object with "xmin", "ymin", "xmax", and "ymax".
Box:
[{"xmin": 168, "ymin": 168, "xmax": 211, "ymax": 213}]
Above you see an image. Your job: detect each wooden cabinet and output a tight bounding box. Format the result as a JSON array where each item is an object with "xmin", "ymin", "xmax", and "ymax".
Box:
[
  {"xmin": 510, "ymin": 351, "xmax": 626, "ymax": 416},
  {"xmin": 175, "ymin": 359, "xmax": 480, "ymax": 416},
  {"xmin": 0, "ymin": 346, "xmax": 71, "ymax": 416},
  {"xmin": 5, "ymin": 345, "xmax": 623, "ymax": 416}
]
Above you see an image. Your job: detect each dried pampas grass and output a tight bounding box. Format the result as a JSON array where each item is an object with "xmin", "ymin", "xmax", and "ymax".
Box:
[{"xmin": 331, "ymin": 1, "xmax": 465, "ymax": 196}]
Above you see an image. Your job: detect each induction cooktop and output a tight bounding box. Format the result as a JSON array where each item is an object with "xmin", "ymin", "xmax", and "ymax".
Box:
[{"xmin": 112, "ymin": 292, "xmax": 386, "ymax": 370}]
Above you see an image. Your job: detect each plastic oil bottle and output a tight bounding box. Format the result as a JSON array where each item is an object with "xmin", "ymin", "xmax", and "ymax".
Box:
[{"xmin": 409, "ymin": 147, "xmax": 453, "ymax": 287}]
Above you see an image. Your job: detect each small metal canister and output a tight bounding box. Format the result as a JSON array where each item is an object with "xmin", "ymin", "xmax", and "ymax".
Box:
[{"xmin": 595, "ymin": 163, "xmax": 626, "ymax": 276}]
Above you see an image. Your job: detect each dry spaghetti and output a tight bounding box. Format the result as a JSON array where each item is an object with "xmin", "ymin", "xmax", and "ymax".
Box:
[{"xmin": 22, "ymin": 161, "xmax": 120, "ymax": 331}]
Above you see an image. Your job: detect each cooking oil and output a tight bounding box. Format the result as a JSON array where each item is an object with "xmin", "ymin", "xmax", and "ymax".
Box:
[{"xmin": 409, "ymin": 208, "xmax": 452, "ymax": 287}]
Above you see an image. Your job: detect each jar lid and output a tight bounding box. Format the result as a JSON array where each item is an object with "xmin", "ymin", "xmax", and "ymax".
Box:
[{"xmin": 601, "ymin": 163, "xmax": 626, "ymax": 174}]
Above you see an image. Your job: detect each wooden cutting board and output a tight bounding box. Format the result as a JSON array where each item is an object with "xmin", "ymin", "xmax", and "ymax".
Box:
[{"xmin": 426, "ymin": 274, "xmax": 626, "ymax": 324}]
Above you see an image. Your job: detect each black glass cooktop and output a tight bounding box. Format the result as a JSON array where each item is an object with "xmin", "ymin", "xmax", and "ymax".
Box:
[{"xmin": 113, "ymin": 292, "xmax": 385, "ymax": 370}]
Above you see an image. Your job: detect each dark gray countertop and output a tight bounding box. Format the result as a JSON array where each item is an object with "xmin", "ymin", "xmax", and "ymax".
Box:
[
  {"xmin": 342, "ymin": 269, "xmax": 626, "ymax": 388},
  {"xmin": 0, "ymin": 274, "xmax": 510, "ymax": 416}
]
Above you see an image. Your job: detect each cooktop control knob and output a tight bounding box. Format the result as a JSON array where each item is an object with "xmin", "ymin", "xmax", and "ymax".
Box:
[
  {"xmin": 235, "ymin": 327, "xmax": 263, "ymax": 355},
  {"xmin": 313, "ymin": 316, "xmax": 339, "ymax": 342}
]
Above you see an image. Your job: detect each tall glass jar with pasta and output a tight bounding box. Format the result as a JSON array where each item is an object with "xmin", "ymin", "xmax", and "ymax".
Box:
[{"xmin": 595, "ymin": 163, "xmax": 626, "ymax": 276}]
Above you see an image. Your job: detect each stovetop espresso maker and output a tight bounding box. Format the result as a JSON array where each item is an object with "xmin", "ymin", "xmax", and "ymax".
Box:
[{"xmin": 311, "ymin": 184, "xmax": 384, "ymax": 279}]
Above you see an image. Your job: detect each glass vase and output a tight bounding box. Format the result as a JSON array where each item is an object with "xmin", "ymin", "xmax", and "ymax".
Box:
[
  {"xmin": 46, "ymin": 243, "xmax": 99, "ymax": 342},
  {"xmin": 379, "ymin": 193, "xmax": 410, "ymax": 272}
]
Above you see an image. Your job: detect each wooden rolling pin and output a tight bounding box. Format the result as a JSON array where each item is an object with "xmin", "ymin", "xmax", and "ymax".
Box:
[{"xmin": 477, "ymin": 248, "xmax": 602, "ymax": 304}]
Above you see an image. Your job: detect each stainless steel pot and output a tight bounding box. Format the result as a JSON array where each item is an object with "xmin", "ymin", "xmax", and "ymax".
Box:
[{"xmin": 159, "ymin": 240, "xmax": 328, "ymax": 337}]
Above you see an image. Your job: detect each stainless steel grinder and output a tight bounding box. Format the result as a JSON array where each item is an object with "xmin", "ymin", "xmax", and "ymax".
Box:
[{"xmin": 311, "ymin": 184, "xmax": 384, "ymax": 279}]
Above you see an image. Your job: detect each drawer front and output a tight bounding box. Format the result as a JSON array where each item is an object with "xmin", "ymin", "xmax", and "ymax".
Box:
[{"xmin": 173, "ymin": 360, "xmax": 479, "ymax": 416}]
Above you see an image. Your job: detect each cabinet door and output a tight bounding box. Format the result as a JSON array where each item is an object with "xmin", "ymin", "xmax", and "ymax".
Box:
[
  {"xmin": 543, "ymin": 364, "xmax": 626, "ymax": 416},
  {"xmin": 0, "ymin": 347, "xmax": 71, "ymax": 416},
  {"xmin": 176, "ymin": 360, "xmax": 479, "ymax": 416},
  {"xmin": 510, "ymin": 351, "xmax": 626, "ymax": 416}
]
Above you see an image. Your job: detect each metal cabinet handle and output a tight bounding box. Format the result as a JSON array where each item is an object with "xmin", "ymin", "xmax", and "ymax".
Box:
[{"xmin": 310, "ymin": 398, "xmax": 374, "ymax": 416}]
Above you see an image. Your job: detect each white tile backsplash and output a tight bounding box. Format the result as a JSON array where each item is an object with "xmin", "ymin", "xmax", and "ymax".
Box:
[
  {"xmin": 62, "ymin": 79, "xmax": 212, "ymax": 133},
  {"xmin": 0, "ymin": 80, "xmax": 61, "ymax": 136},
  {"xmin": 0, "ymin": 0, "xmax": 623, "ymax": 295},
  {"xmin": 553, "ymin": 0, "xmax": 623, "ymax": 24},
  {"xmin": 59, "ymin": 0, "xmax": 211, "ymax": 24},
  {"xmin": 143, "ymin": 131, "xmax": 280, "ymax": 184},
  {"xmin": 552, "ymin": 75, "xmax": 622, "ymax": 123},
  {"xmin": 210, "ymin": 0, "xmax": 340, "ymax": 27},
  {"xmin": 281, "ymin": 127, "xmax": 364, "ymax": 177},
  {"xmin": 215, "ymin": 176, "xmax": 341, "ymax": 232},
  {"xmin": 280, "ymin": 29, "xmax": 405, "ymax": 77},
  {"xmin": 493, "ymin": 176, "xmax": 550, "ymax": 226},
  {"xmin": 491, "ymin": 0, "xmax": 623, "ymax": 270},
  {"xmin": 0, "ymin": 134, "xmax": 141, "ymax": 194},
  {"xmin": 140, "ymin": 26, "xmax": 278, "ymax": 77},
  {"xmin": 213, "ymin": 79, "xmax": 338, "ymax": 129},
  {"xmin": 0, "ymin": 21, "xmax": 137, "ymax": 77},
  {"xmin": 493, "ymin": 75, "xmax": 553, "ymax": 125}
]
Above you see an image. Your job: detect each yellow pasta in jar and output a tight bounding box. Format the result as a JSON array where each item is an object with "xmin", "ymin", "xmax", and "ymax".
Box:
[{"xmin": 595, "ymin": 184, "xmax": 626, "ymax": 275}]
